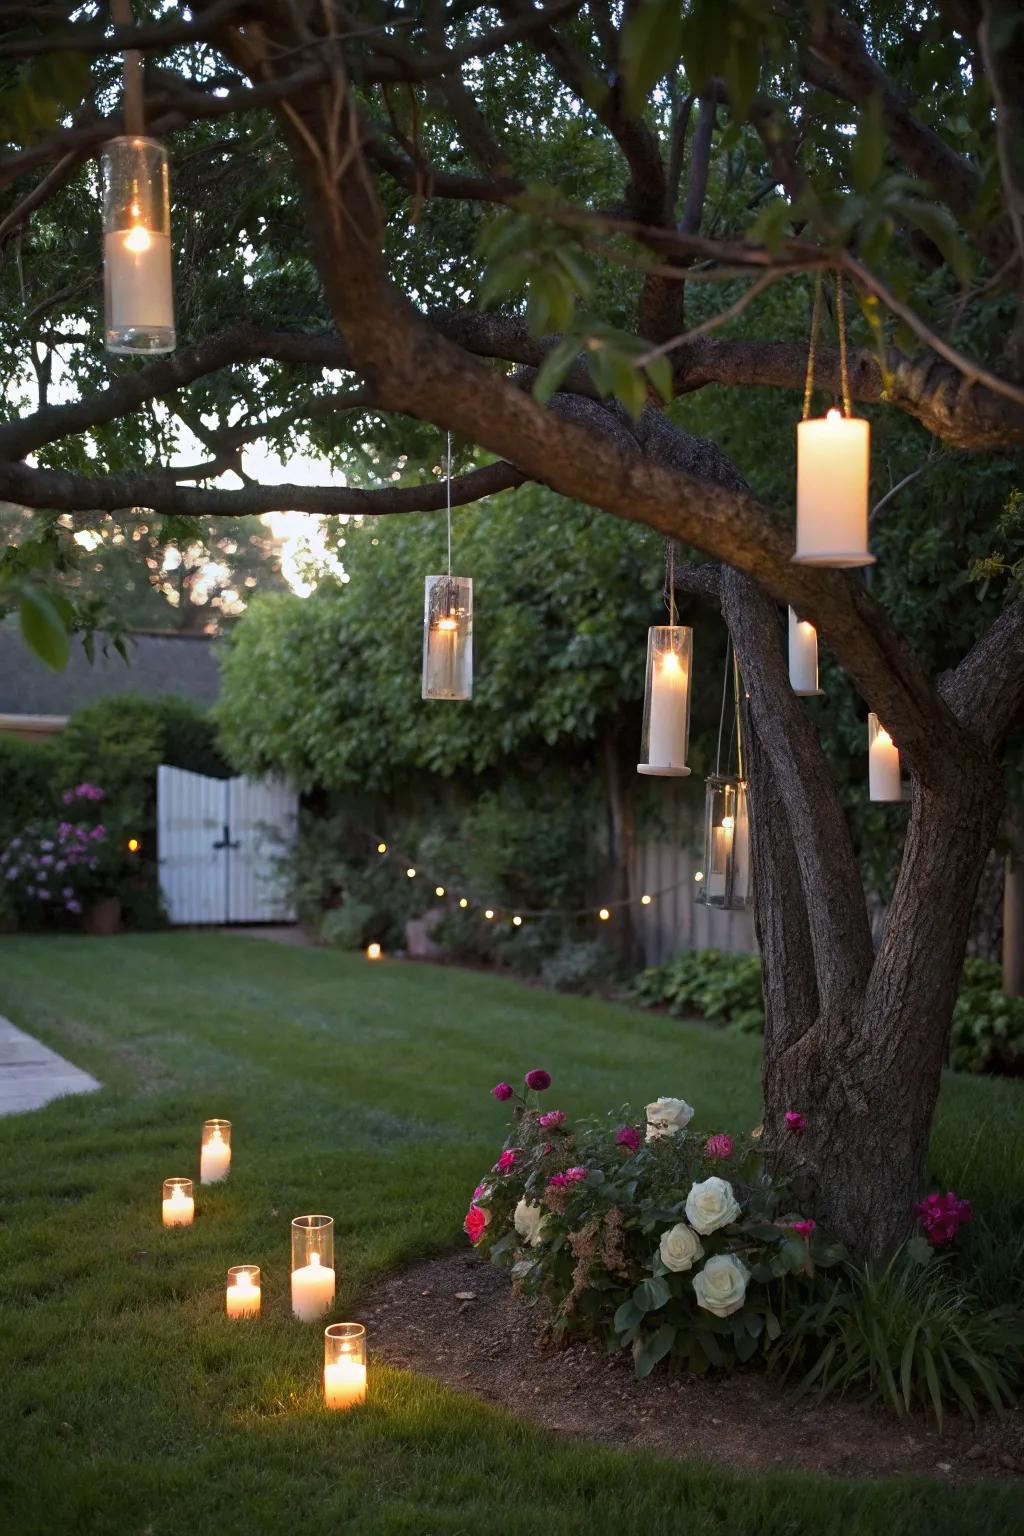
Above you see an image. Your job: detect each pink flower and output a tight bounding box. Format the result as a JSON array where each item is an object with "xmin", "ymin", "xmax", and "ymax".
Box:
[
  {"xmin": 473, "ymin": 1184, "xmax": 487, "ymax": 1200},
  {"xmin": 548, "ymin": 1173, "xmax": 569, "ymax": 1188},
  {"xmin": 615, "ymin": 1125, "xmax": 640, "ymax": 1152},
  {"xmin": 525, "ymin": 1069, "xmax": 551, "ymax": 1091},
  {"xmin": 492, "ymin": 1082, "xmax": 513, "ymax": 1101},
  {"xmin": 785, "ymin": 1111, "xmax": 806, "ymax": 1137},
  {"xmin": 538, "ymin": 1110, "xmax": 565, "ymax": 1128},
  {"xmin": 792, "ymin": 1219, "xmax": 816, "ymax": 1238},
  {"xmin": 565, "ymin": 1167, "xmax": 587, "ymax": 1182},
  {"xmin": 915, "ymin": 1190, "xmax": 973, "ymax": 1247},
  {"xmin": 464, "ymin": 1204, "xmax": 487, "ymax": 1244},
  {"xmin": 705, "ymin": 1133, "xmax": 734, "ymax": 1159},
  {"xmin": 494, "ymin": 1149, "xmax": 518, "ymax": 1174}
]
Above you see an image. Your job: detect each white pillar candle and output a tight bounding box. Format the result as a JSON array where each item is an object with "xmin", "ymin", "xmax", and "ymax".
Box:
[
  {"xmin": 788, "ymin": 608, "xmax": 822, "ymax": 695},
  {"xmin": 794, "ymin": 410, "xmax": 873, "ymax": 567},
  {"xmin": 292, "ymin": 1251, "xmax": 336, "ymax": 1322},
  {"xmin": 707, "ymin": 820, "xmax": 734, "ymax": 898},
  {"xmin": 226, "ymin": 1267, "xmax": 261, "ymax": 1319},
  {"xmin": 647, "ymin": 650, "xmax": 689, "ymax": 769},
  {"xmin": 868, "ymin": 713, "xmax": 901, "ymax": 801},
  {"xmin": 200, "ymin": 1127, "xmax": 231, "ymax": 1184},
  {"xmin": 323, "ymin": 1357, "xmax": 367, "ymax": 1410},
  {"xmin": 424, "ymin": 620, "xmax": 459, "ymax": 697},
  {"xmin": 162, "ymin": 1183, "xmax": 194, "ymax": 1227},
  {"xmin": 104, "ymin": 228, "xmax": 174, "ymax": 331}
]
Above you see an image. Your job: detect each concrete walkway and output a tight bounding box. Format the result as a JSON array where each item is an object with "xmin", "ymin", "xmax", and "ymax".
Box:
[{"xmin": 0, "ymin": 1015, "xmax": 100, "ymax": 1116}]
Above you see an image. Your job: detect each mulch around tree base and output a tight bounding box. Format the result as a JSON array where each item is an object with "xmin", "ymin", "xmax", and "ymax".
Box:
[{"xmin": 361, "ymin": 1252, "xmax": 1024, "ymax": 1485}]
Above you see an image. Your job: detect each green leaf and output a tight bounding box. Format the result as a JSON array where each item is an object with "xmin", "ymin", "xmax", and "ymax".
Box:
[
  {"xmin": 619, "ymin": 0, "xmax": 684, "ymax": 115},
  {"xmin": 632, "ymin": 1275, "xmax": 671, "ymax": 1314},
  {"xmin": 905, "ymin": 1233, "xmax": 934, "ymax": 1267},
  {"xmin": 645, "ymin": 354, "xmax": 673, "ymax": 406},
  {"xmin": 19, "ymin": 586, "xmax": 70, "ymax": 671},
  {"xmin": 613, "ymin": 1298, "xmax": 643, "ymax": 1334},
  {"xmin": 634, "ymin": 1322, "xmax": 677, "ymax": 1378},
  {"xmin": 533, "ymin": 338, "xmax": 582, "ymax": 405},
  {"xmin": 850, "ymin": 95, "xmax": 886, "ymax": 193}
]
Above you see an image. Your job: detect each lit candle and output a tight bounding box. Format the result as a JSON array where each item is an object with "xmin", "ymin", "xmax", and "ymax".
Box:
[
  {"xmin": 647, "ymin": 649, "xmax": 689, "ymax": 769},
  {"xmin": 788, "ymin": 607, "xmax": 822, "ymax": 695},
  {"xmin": 365, "ymin": 942, "xmax": 382, "ymax": 961},
  {"xmin": 292, "ymin": 1251, "xmax": 335, "ymax": 1321},
  {"xmin": 868, "ymin": 713, "xmax": 901, "ymax": 801},
  {"xmin": 162, "ymin": 1178, "xmax": 194, "ymax": 1227},
  {"xmin": 104, "ymin": 225, "xmax": 174, "ymax": 333},
  {"xmin": 793, "ymin": 409, "xmax": 873, "ymax": 567},
  {"xmin": 226, "ymin": 1265, "xmax": 261, "ymax": 1319},
  {"xmin": 200, "ymin": 1120, "xmax": 231, "ymax": 1184},
  {"xmin": 324, "ymin": 1323, "xmax": 366, "ymax": 1410},
  {"xmin": 707, "ymin": 817, "xmax": 734, "ymax": 898}
]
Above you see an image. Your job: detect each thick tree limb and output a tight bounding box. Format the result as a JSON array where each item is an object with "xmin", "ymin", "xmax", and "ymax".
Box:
[
  {"xmin": 979, "ymin": 0, "xmax": 1024, "ymax": 275},
  {"xmin": 941, "ymin": 593, "xmax": 1024, "ymax": 745}
]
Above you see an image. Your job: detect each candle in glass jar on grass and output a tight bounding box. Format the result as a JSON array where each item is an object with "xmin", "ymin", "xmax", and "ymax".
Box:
[
  {"xmin": 291, "ymin": 1215, "xmax": 335, "ymax": 1321},
  {"xmin": 226, "ymin": 1265, "xmax": 260, "ymax": 1319},
  {"xmin": 162, "ymin": 1177, "xmax": 194, "ymax": 1227},
  {"xmin": 324, "ymin": 1323, "xmax": 366, "ymax": 1410},
  {"xmin": 200, "ymin": 1119, "xmax": 231, "ymax": 1184}
]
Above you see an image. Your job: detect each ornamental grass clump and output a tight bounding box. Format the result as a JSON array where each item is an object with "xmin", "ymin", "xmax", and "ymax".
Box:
[{"xmin": 465, "ymin": 1073, "xmax": 844, "ymax": 1378}]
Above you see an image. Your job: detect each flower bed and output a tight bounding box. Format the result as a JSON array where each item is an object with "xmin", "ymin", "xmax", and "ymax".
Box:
[{"xmin": 466, "ymin": 1073, "xmax": 844, "ymax": 1377}]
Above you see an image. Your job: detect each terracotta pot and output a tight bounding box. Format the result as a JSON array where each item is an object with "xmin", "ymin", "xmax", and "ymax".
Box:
[{"xmin": 83, "ymin": 896, "xmax": 122, "ymax": 936}]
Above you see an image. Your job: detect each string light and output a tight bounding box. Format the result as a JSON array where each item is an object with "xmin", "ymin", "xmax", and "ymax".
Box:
[
  {"xmin": 694, "ymin": 871, "xmax": 704, "ymax": 883},
  {"xmin": 484, "ymin": 909, "xmax": 495, "ymax": 920},
  {"xmin": 640, "ymin": 893, "xmax": 652, "ymax": 905},
  {"xmin": 406, "ymin": 867, "xmax": 416, "ymax": 879},
  {"xmin": 598, "ymin": 908, "xmax": 611, "ymax": 921},
  {"xmin": 127, "ymin": 836, "xmax": 141, "ymax": 853},
  {"xmin": 459, "ymin": 897, "xmax": 469, "ymax": 909},
  {"xmin": 377, "ymin": 842, "xmax": 387, "ymax": 854},
  {"xmin": 435, "ymin": 885, "xmax": 445, "ymax": 897},
  {"xmin": 512, "ymin": 915, "xmax": 523, "ymax": 927}
]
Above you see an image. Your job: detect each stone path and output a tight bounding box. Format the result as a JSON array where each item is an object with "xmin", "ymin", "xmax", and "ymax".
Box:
[{"xmin": 0, "ymin": 1015, "xmax": 100, "ymax": 1116}]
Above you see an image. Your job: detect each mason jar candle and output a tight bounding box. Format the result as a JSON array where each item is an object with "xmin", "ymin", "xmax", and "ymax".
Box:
[
  {"xmin": 226, "ymin": 1265, "xmax": 261, "ymax": 1319},
  {"xmin": 291, "ymin": 1215, "xmax": 335, "ymax": 1321},
  {"xmin": 200, "ymin": 1119, "xmax": 231, "ymax": 1184},
  {"xmin": 162, "ymin": 1177, "xmax": 194, "ymax": 1227},
  {"xmin": 324, "ymin": 1322, "xmax": 366, "ymax": 1409}
]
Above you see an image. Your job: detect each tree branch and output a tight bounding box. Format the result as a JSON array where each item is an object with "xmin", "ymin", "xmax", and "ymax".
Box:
[{"xmin": 941, "ymin": 593, "xmax": 1024, "ymax": 745}]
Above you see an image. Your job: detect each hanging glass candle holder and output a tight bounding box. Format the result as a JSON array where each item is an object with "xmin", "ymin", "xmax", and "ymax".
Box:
[
  {"xmin": 101, "ymin": 136, "xmax": 175, "ymax": 354},
  {"xmin": 867, "ymin": 713, "xmax": 901, "ymax": 802},
  {"xmin": 793, "ymin": 408, "xmax": 872, "ymax": 567},
  {"xmin": 422, "ymin": 574, "xmax": 473, "ymax": 700},
  {"xmin": 788, "ymin": 607, "xmax": 823, "ymax": 696},
  {"xmin": 637, "ymin": 625, "xmax": 692, "ymax": 776},
  {"xmin": 698, "ymin": 775, "xmax": 752, "ymax": 909}
]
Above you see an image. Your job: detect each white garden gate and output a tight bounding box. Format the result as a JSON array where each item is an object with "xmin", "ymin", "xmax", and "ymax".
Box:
[{"xmin": 156, "ymin": 766, "xmax": 298, "ymax": 925}]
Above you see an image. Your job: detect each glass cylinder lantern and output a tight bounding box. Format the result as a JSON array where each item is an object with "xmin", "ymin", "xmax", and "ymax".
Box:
[
  {"xmin": 637, "ymin": 625, "xmax": 693, "ymax": 776},
  {"xmin": 101, "ymin": 136, "xmax": 175, "ymax": 354},
  {"xmin": 226, "ymin": 1265, "xmax": 261, "ymax": 1319},
  {"xmin": 793, "ymin": 409, "xmax": 873, "ymax": 567},
  {"xmin": 698, "ymin": 775, "xmax": 752, "ymax": 909},
  {"xmin": 291, "ymin": 1214, "xmax": 335, "ymax": 1322},
  {"xmin": 162, "ymin": 1176, "xmax": 194, "ymax": 1227},
  {"xmin": 200, "ymin": 1118, "xmax": 231, "ymax": 1184},
  {"xmin": 867, "ymin": 713, "xmax": 902, "ymax": 802},
  {"xmin": 788, "ymin": 608, "xmax": 823, "ymax": 696},
  {"xmin": 422, "ymin": 575, "xmax": 472, "ymax": 700},
  {"xmin": 323, "ymin": 1322, "xmax": 367, "ymax": 1410}
]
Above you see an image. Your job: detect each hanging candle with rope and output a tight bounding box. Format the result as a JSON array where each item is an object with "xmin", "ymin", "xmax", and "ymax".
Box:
[
  {"xmin": 422, "ymin": 432, "xmax": 473, "ymax": 700},
  {"xmin": 637, "ymin": 543, "xmax": 692, "ymax": 777},
  {"xmin": 101, "ymin": 0, "xmax": 175, "ymax": 354},
  {"xmin": 792, "ymin": 275, "xmax": 871, "ymax": 567},
  {"xmin": 788, "ymin": 608, "xmax": 824, "ymax": 696},
  {"xmin": 698, "ymin": 645, "xmax": 753, "ymax": 910}
]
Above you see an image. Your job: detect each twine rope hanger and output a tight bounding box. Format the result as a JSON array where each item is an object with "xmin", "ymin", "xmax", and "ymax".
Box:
[{"xmin": 802, "ymin": 269, "xmax": 852, "ymax": 420}]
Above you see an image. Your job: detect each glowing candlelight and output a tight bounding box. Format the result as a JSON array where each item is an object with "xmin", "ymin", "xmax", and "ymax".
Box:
[
  {"xmin": 226, "ymin": 1265, "xmax": 261, "ymax": 1319},
  {"xmin": 868, "ymin": 713, "xmax": 901, "ymax": 802},
  {"xmin": 291, "ymin": 1215, "xmax": 335, "ymax": 1322},
  {"xmin": 794, "ymin": 409, "xmax": 872, "ymax": 567},
  {"xmin": 200, "ymin": 1119, "xmax": 231, "ymax": 1184},
  {"xmin": 162, "ymin": 1177, "xmax": 193, "ymax": 1227},
  {"xmin": 324, "ymin": 1323, "xmax": 366, "ymax": 1410}
]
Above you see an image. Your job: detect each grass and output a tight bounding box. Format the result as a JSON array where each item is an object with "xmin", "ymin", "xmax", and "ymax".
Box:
[{"xmin": 0, "ymin": 931, "xmax": 1021, "ymax": 1536}]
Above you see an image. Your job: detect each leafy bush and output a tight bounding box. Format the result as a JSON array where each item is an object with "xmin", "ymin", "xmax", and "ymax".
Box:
[
  {"xmin": 278, "ymin": 808, "xmax": 422, "ymax": 948},
  {"xmin": 950, "ymin": 958, "xmax": 1024, "ymax": 1075},
  {"xmin": 771, "ymin": 1245, "xmax": 1024, "ymax": 1428},
  {"xmin": 0, "ymin": 784, "xmax": 121, "ymax": 926},
  {"xmin": 468, "ymin": 1076, "xmax": 843, "ymax": 1378},
  {"xmin": 320, "ymin": 900, "xmax": 377, "ymax": 951},
  {"xmin": 540, "ymin": 940, "xmax": 616, "ymax": 993},
  {"xmin": 632, "ymin": 949, "xmax": 765, "ymax": 1032},
  {"xmin": 0, "ymin": 734, "xmax": 57, "ymax": 848}
]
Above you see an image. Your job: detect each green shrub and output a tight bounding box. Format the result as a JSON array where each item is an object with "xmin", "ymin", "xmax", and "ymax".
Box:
[
  {"xmin": 320, "ymin": 901, "xmax": 377, "ymax": 950},
  {"xmin": 541, "ymin": 939, "xmax": 616, "ymax": 993},
  {"xmin": 950, "ymin": 958, "xmax": 1024, "ymax": 1075},
  {"xmin": 632, "ymin": 949, "xmax": 765, "ymax": 1032},
  {"xmin": 0, "ymin": 734, "xmax": 57, "ymax": 847},
  {"xmin": 771, "ymin": 1245, "xmax": 1024, "ymax": 1428}
]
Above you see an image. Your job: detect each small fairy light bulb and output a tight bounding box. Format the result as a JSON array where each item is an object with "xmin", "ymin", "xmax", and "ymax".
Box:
[
  {"xmin": 598, "ymin": 908, "xmax": 611, "ymax": 921},
  {"xmin": 459, "ymin": 897, "xmax": 469, "ymax": 909},
  {"xmin": 640, "ymin": 893, "xmax": 652, "ymax": 906},
  {"xmin": 406, "ymin": 867, "xmax": 416, "ymax": 879},
  {"xmin": 694, "ymin": 871, "xmax": 704, "ymax": 884},
  {"xmin": 435, "ymin": 886, "xmax": 445, "ymax": 897},
  {"xmin": 484, "ymin": 909, "xmax": 495, "ymax": 921},
  {"xmin": 377, "ymin": 842, "xmax": 387, "ymax": 854},
  {"xmin": 512, "ymin": 915, "xmax": 523, "ymax": 927}
]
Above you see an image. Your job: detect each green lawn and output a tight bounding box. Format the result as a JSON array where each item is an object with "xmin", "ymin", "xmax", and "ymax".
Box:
[{"xmin": 0, "ymin": 932, "xmax": 1021, "ymax": 1536}]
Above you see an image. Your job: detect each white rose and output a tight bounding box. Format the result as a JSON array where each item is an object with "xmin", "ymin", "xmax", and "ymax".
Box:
[
  {"xmin": 514, "ymin": 1198, "xmax": 547, "ymax": 1248},
  {"xmin": 658, "ymin": 1222, "xmax": 704, "ymax": 1273},
  {"xmin": 684, "ymin": 1176, "xmax": 741, "ymax": 1234},
  {"xmin": 693, "ymin": 1254, "xmax": 750, "ymax": 1317},
  {"xmin": 645, "ymin": 1096, "xmax": 694, "ymax": 1141}
]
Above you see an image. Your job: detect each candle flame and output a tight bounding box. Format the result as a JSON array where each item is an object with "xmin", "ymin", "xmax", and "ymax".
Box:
[
  {"xmin": 722, "ymin": 815, "xmax": 735, "ymax": 830},
  {"xmin": 436, "ymin": 616, "xmax": 458, "ymax": 631},
  {"xmin": 799, "ymin": 621, "xmax": 815, "ymax": 636},
  {"xmin": 660, "ymin": 650, "xmax": 682, "ymax": 673},
  {"xmin": 310, "ymin": 1251, "xmax": 321, "ymax": 1267},
  {"xmin": 877, "ymin": 727, "xmax": 892, "ymax": 747},
  {"xmin": 826, "ymin": 407, "xmax": 842, "ymax": 423},
  {"xmin": 123, "ymin": 224, "xmax": 151, "ymax": 254}
]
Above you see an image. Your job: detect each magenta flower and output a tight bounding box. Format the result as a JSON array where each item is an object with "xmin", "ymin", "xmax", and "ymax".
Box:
[
  {"xmin": 915, "ymin": 1190, "xmax": 973, "ymax": 1246},
  {"xmin": 792, "ymin": 1219, "xmax": 816, "ymax": 1238},
  {"xmin": 615, "ymin": 1125, "xmax": 640, "ymax": 1152},
  {"xmin": 473, "ymin": 1184, "xmax": 486, "ymax": 1200},
  {"xmin": 565, "ymin": 1167, "xmax": 587, "ymax": 1182},
  {"xmin": 492, "ymin": 1082, "xmax": 513, "ymax": 1102},
  {"xmin": 525, "ymin": 1069, "xmax": 551, "ymax": 1091},
  {"xmin": 785, "ymin": 1111, "xmax": 806, "ymax": 1137},
  {"xmin": 538, "ymin": 1110, "xmax": 565, "ymax": 1128},
  {"xmin": 494, "ymin": 1149, "xmax": 518, "ymax": 1174},
  {"xmin": 548, "ymin": 1173, "xmax": 569, "ymax": 1188},
  {"xmin": 464, "ymin": 1204, "xmax": 488, "ymax": 1245},
  {"xmin": 704, "ymin": 1133, "xmax": 734, "ymax": 1159}
]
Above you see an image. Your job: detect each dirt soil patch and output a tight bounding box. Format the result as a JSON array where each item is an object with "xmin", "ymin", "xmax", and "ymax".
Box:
[{"xmin": 362, "ymin": 1252, "xmax": 1024, "ymax": 1484}]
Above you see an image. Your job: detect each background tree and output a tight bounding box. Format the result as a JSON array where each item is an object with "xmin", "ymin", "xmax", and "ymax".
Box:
[{"xmin": 1, "ymin": 0, "xmax": 1022, "ymax": 1259}]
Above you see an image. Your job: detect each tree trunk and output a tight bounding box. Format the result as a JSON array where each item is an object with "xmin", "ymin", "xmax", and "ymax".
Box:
[{"xmin": 1002, "ymin": 812, "xmax": 1024, "ymax": 996}]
